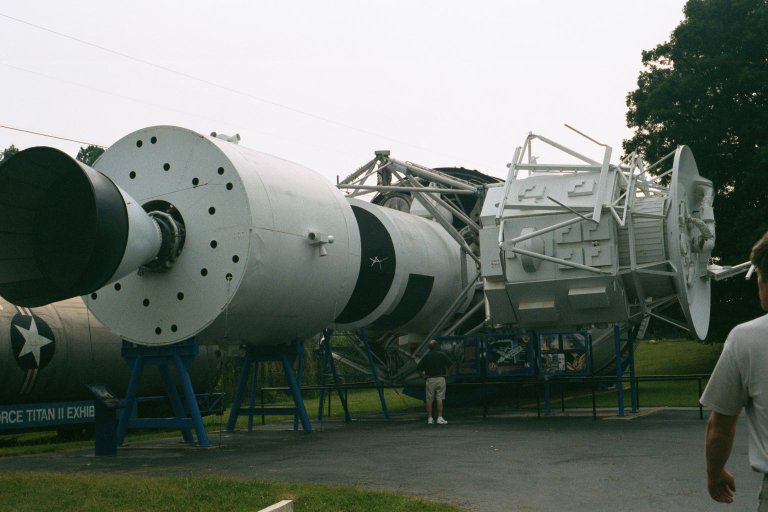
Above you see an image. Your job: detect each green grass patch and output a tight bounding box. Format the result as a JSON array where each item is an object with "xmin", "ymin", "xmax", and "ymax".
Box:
[
  {"xmin": 0, "ymin": 388, "xmax": 422, "ymax": 458},
  {"xmin": 632, "ymin": 339, "xmax": 723, "ymax": 374},
  {"xmin": 561, "ymin": 339, "xmax": 723, "ymax": 408},
  {"xmin": 217, "ymin": 387, "xmax": 423, "ymax": 431},
  {"xmin": 0, "ymin": 428, "xmax": 191, "ymax": 457},
  {"xmin": 0, "ymin": 472, "xmax": 465, "ymax": 512}
]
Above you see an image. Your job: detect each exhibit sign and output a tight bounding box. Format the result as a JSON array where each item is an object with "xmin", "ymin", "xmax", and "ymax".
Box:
[
  {"xmin": 0, "ymin": 400, "xmax": 94, "ymax": 430},
  {"xmin": 484, "ymin": 333, "xmax": 535, "ymax": 377},
  {"xmin": 537, "ymin": 331, "xmax": 590, "ymax": 376}
]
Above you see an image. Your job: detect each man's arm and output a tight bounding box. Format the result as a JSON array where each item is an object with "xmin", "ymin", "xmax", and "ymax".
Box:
[
  {"xmin": 705, "ymin": 411, "xmax": 739, "ymax": 503},
  {"xmin": 416, "ymin": 358, "xmax": 426, "ymax": 378},
  {"xmin": 442, "ymin": 353, "xmax": 453, "ymax": 375}
]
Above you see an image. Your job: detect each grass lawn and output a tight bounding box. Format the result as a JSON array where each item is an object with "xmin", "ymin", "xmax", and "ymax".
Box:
[
  {"xmin": 632, "ymin": 339, "xmax": 723, "ymax": 374},
  {"xmin": 0, "ymin": 387, "xmax": 422, "ymax": 458},
  {"xmin": 0, "ymin": 390, "xmax": 458, "ymax": 512},
  {"xmin": 209, "ymin": 386, "xmax": 423, "ymax": 432},
  {"xmin": 560, "ymin": 339, "xmax": 723, "ymax": 409},
  {"xmin": 0, "ymin": 472, "xmax": 466, "ymax": 512}
]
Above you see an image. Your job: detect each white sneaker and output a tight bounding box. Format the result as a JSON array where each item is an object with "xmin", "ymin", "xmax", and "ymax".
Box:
[
  {"xmin": 437, "ymin": 417, "xmax": 448, "ymax": 425},
  {"xmin": 427, "ymin": 417, "xmax": 434, "ymax": 425}
]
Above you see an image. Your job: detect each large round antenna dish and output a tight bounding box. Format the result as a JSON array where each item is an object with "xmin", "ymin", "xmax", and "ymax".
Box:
[{"xmin": 666, "ymin": 146, "xmax": 715, "ymax": 339}]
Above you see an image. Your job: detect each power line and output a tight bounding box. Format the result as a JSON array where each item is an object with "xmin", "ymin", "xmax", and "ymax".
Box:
[
  {"xmin": 0, "ymin": 12, "xmax": 456, "ymax": 159},
  {"xmin": 0, "ymin": 124, "xmax": 105, "ymax": 148},
  {"xmin": 2, "ymin": 63, "xmax": 358, "ymax": 159}
]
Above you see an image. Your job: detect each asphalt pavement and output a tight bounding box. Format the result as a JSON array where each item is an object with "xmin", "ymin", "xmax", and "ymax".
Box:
[{"xmin": 0, "ymin": 407, "xmax": 760, "ymax": 511}]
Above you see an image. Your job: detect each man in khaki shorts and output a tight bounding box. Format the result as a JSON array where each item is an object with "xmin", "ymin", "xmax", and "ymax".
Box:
[{"xmin": 417, "ymin": 339, "xmax": 453, "ymax": 425}]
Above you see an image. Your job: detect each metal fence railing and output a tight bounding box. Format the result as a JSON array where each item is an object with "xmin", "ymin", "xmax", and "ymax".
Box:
[{"xmin": 255, "ymin": 373, "xmax": 712, "ymax": 425}]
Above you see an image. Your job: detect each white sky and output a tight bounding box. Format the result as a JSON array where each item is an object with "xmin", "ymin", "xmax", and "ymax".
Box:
[{"xmin": 0, "ymin": 1, "xmax": 687, "ymax": 183}]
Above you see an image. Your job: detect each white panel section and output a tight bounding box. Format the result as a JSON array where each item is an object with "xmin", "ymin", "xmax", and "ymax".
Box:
[
  {"xmin": 567, "ymin": 178, "xmax": 596, "ymax": 197},
  {"xmin": 483, "ymin": 278, "xmax": 517, "ymax": 324},
  {"xmin": 480, "ymin": 227, "xmax": 503, "ymax": 277},
  {"xmin": 479, "ymin": 184, "xmax": 505, "ymax": 227},
  {"xmin": 207, "ymin": 139, "xmax": 361, "ymax": 346}
]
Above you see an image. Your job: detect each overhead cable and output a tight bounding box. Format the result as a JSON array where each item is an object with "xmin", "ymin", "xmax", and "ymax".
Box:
[
  {"xmin": 0, "ymin": 12, "xmax": 452, "ymax": 157},
  {"xmin": 0, "ymin": 124, "xmax": 105, "ymax": 148}
]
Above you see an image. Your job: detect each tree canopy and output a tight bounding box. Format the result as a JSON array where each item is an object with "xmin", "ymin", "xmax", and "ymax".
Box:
[
  {"xmin": 0, "ymin": 145, "xmax": 19, "ymax": 167},
  {"xmin": 1, "ymin": 144, "xmax": 105, "ymax": 167},
  {"xmin": 625, "ymin": 0, "xmax": 768, "ymax": 340},
  {"xmin": 76, "ymin": 145, "xmax": 105, "ymax": 166}
]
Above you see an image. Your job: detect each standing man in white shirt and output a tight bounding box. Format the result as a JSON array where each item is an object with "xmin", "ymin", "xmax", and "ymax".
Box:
[{"xmin": 700, "ymin": 231, "xmax": 768, "ymax": 508}]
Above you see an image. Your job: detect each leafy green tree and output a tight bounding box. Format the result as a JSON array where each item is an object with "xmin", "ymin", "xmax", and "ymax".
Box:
[
  {"xmin": 624, "ymin": 0, "xmax": 768, "ymax": 340},
  {"xmin": 0, "ymin": 144, "xmax": 19, "ymax": 167},
  {"xmin": 76, "ymin": 145, "xmax": 105, "ymax": 166}
]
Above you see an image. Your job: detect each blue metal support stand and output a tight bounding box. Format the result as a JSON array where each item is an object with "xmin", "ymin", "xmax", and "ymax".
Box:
[
  {"xmin": 293, "ymin": 339, "xmax": 307, "ymax": 431},
  {"xmin": 358, "ymin": 328, "xmax": 390, "ymax": 420},
  {"xmin": 247, "ymin": 363, "xmax": 258, "ymax": 431},
  {"xmin": 117, "ymin": 338, "xmax": 209, "ymax": 447},
  {"xmin": 613, "ymin": 324, "xmax": 625, "ymax": 417},
  {"xmin": 628, "ymin": 325, "xmax": 639, "ymax": 413},
  {"xmin": 225, "ymin": 339, "xmax": 312, "ymax": 433},
  {"xmin": 612, "ymin": 323, "xmax": 640, "ymax": 416},
  {"xmin": 317, "ymin": 328, "xmax": 351, "ymax": 422}
]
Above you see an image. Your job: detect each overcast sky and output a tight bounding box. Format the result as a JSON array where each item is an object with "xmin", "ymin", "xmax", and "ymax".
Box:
[{"xmin": 0, "ymin": 1, "xmax": 688, "ymax": 183}]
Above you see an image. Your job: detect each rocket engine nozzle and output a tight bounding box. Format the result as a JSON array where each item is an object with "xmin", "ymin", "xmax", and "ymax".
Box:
[{"xmin": 0, "ymin": 147, "xmax": 161, "ymax": 307}]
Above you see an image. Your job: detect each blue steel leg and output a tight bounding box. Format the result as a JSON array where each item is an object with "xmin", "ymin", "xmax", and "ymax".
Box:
[
  {"xmin": 226, "ymin": 351, "xmax": 253, "ymax": 432},
  {"xmin": 117, "ymin": 353, "xmax": 144, "ymax": 445},
  {"xmin": 247, "ymin": 362, "xmax": 257, "ymax": 432},
  {"xmin": 327, "ymin": 334, "xmax": 351, "ymax": 422},
  {"xmin": 317, "ymin": 330, "xmax": 330, "ymax": 421},
  {"xmin": 628, "ymin": 326, "xmax": 639, "ymax": 413},
  {"xmin": 360, "ymin": 328, "xmax": 389, "ymax": 420},
  {"xmin": 614, "ymin": 323, "xmax": 625, "ymax": 417},
  {"xmin": 329, "ymin": 352, "xmax": 351, "ymax": 422},
  {"xmin": 281, "ymin": 354, "xmax": 312, "ymax": 432},
  {"xmin": 174, "ymin": 353, "xmax": 210, "ymax": 448},
  {"xmin": 293, "ymin": 339, "xmax": 305, "ymax": 431},
  {"xmin": 158, "ymin": 364, "xmax": 194, "ymax": 444}
]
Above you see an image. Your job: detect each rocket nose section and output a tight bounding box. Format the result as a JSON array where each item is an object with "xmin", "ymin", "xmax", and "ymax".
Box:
[{"xmin": 0, "ymin": 147, "xmax": 130, "ymax": 307}]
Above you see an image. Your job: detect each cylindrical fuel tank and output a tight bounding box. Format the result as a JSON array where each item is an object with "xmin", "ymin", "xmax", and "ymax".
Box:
[
  {"xmin": 84, "ymin": 126, "xmax": 361, "ymax": 346},
  {"xmin": 333, "ymin": 198, "xmax": 473, "ymax": 334},
  {"xmin": 0, "ymin": 297, "xmax": 221, "ymax": 404}
]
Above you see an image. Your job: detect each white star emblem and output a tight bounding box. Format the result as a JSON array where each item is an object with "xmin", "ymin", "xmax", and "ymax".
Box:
[{"xmin": 15, "ymin": 317, "xmax": 54, "ymax": 367}]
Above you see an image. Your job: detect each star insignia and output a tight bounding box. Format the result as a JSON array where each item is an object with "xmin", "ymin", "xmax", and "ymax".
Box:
[{"xmin": 14, "ymin": 317, "xmax": 54, "ymax": 367}]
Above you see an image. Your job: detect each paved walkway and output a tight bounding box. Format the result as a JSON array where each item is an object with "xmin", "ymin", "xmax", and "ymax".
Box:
[{"xmin": 0, "ymin": 408, "xmax": 761, "ymax": 511}]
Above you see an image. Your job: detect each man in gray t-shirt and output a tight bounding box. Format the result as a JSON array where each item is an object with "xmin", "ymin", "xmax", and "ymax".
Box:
[{"xmin": 701, "ymin": 231, "xmax": 768, "ymax": 508}]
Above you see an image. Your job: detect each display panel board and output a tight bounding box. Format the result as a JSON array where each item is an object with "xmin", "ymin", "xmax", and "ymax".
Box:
[
  {"xmin": 484, "ymin": 333, "xmax": 535, "ymax": 377},
  {"xmin": 455, "ymin": 335, "xmax": 482, "ymax": 378},
  {"xmin": 537, "ymin": 331, "xmax": 590, "ymax": 376}
]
